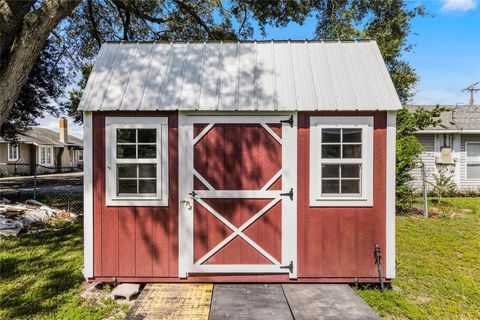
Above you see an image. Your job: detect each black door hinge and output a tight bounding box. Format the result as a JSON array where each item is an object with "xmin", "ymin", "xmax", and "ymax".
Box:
[
  {"xmin": 280, "ymin": 188, "xmax": 294, "ymax": 200},
  {"xmin": 189, "ymin": 190, "xmax": 197, "ymax": 197},
  {"xmin": 280, "ymin": 115, "xmax": 294, "ymax": 127},
  {"xmin": 280, "ymin": 261, "xmax": 294, "ymax": 274}
]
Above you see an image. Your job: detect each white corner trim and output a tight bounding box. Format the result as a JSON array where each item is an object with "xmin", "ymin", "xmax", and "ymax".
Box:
[
  {"xmin": 83, "ymin": 112, "xmax": 94, "ymax": 278},
  {"xmin": 386, "ymin": 111, "xmax": 396, "ymax": 279},
  {"xmin": 105, "ymin": 117, "xmax": 169, "ymax": 206},
  {"xmin": 309, "ymin": 116, "xmax": 374, "ymax": 207}
]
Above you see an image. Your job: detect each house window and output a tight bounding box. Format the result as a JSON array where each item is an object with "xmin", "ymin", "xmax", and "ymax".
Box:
[
  {"xmin": 466, "ymin": 142, "xmax": 480, "ymax": 180},
  {"xmin": 78, "ymin": 150, "xmax": 83, "ymax": 161},
  {"xmin": 309, "ymin": 117, "xmax": 374, "ymax": 207},
  {"xmin": 39, "ymin": 146, "xmax": 53, "ymax": 166},
  {"xmin": 7, "ymin": 144, "xmax": 19, "ymax": 161},
  {"xmin": 105, "ymin": 117, "xmax": 168, "ymax": 206}
]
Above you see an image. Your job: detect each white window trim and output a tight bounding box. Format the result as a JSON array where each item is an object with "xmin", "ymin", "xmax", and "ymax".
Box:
[
  {"xmin": 38, "ymin": 146, "xmax": 54, "ymax": 166},
  {"xmin": 465, "ymin": 142, "xmax": 480, "ymax": 181},
  {"xmin": 7, "ymin": 143, "xmax": 19, "ymax": 161},
  {"xmin": 105, "ymin": 117, "xmax": 168, "ymax": 206},
  {"xmin": 309, "ymin": 116, "xmax": 374, "ymax": 207}
]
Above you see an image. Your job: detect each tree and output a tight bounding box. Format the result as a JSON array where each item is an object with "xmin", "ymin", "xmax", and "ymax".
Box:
[
  {"xmin": 395, "ymin": 105, "xmax": 446, "ymax": 213},
  {"xmin": 313, "ymin": 0, "xmax": 426, "ymax": 103},
  {"xmin": 0, "ymin": 0, "xmax": 81, "ymax": 126},
  {"xmin": 0, "ymin": 0, "xmax": 312, "ymax": 130},
  {"xmin": 0, "ymin": 39, "xmax": 71, "ymax": 141}
]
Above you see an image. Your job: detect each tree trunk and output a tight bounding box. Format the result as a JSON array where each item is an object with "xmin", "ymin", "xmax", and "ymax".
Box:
[{"xmin": 0, "ymin": 0, "xmax": 81, "ymax": 125}]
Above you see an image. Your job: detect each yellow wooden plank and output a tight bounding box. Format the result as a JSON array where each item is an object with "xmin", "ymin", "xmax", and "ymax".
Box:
[{"xmin": 127, "ymin": 283, "xmax": 213, "ymax": 320}]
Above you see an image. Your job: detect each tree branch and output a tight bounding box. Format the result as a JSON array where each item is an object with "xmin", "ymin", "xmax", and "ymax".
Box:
[
  {"xmin": 86, "ymin": 0, "xmax": 102, "ymax": 47},
  {"xmin": 123, "ymin": 9, "xmax": 130, "ymax": 40},
  {"xmin": 112, "ymin": 0, "xmax": 172, "ymax": 25},
  {"xmin": 0, "ymin": 0, "xmax": 36, "ymax": 63},
  {"xmin": 172, "ymin": 0, "xmax": 216, "ymax": 40}
]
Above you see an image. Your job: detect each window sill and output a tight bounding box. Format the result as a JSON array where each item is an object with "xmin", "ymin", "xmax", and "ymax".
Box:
[
  {"xmin": 310, "ymin": 197, "xmax": 373, "ymax": 207},
  {"xmin": 106, "ymin": 197, "xmax": 168, "ymax": 207}
]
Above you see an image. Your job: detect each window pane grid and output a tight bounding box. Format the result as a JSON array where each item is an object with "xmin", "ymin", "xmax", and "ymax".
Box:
[
  {"xmin": 116, "ymin": 128, "xmax": 158, "ymax": 197},
  {"xmin": 117, "ymin": 128, "xmax": 157, "ymax": 160},
  {"xmin": 320, "ymin": 128, "xmax": 362, "ymax": 195}
]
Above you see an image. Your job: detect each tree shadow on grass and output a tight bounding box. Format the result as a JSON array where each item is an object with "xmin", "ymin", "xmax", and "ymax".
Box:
[{"xmin": 0, "ymin": 223, "xmax": 87, "ymax": 319}]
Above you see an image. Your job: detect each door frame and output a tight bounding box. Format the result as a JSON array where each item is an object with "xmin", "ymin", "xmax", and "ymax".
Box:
[{"xmin": 178, "ymin": 112, "xmax": 297, "ymax": 279}]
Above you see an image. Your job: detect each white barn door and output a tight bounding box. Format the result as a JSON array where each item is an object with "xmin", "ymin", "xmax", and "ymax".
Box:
[{"xmin": 179, "ymin": 114, "xmax": 297, "ymax": 279}]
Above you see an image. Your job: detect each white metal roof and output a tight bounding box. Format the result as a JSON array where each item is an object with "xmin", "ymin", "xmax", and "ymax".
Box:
[{"xmin": 79, "ymin": 40, "xmax": 401, "ymax": 112}]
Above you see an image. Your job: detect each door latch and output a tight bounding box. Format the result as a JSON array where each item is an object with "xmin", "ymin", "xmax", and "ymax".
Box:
[
  {"xmin": 280, "ymin": 261, "xmax": 294, "ymax": 274},
  {"xmin": 188, "ymin": 190, "xmax": 197, "ymax": 198},
  {"xmin": 279, "ymin": 115, "xmax": 294, "ymax": 127},
  {"xmin": 280, "ymin": 188, "xmax": 294, "ymax": 200}
]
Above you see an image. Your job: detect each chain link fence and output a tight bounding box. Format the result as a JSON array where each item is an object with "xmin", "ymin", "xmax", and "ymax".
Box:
[{"xmin": 0, "ymin": 164, "xmax": 83, "ymax": 214}]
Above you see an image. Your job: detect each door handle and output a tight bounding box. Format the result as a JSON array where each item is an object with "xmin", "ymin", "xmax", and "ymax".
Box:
[{"xmin": 180, "ymin": 200, "xmax": 192, "ymax": 210}]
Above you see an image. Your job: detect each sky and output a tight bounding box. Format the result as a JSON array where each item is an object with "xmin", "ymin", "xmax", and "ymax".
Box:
[{"xmin": 39, "ymin": 0, "xmax": 480, "ymax": 139}]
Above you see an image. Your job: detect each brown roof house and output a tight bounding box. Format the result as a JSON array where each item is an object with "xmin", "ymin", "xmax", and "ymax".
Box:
[
  {"xmin": 0, "ymin": 117, "xmax": 83, "ymax": 176},
  {"xmin": 409, "ymin": 105, "xmax": 480, "ymax": 192}
]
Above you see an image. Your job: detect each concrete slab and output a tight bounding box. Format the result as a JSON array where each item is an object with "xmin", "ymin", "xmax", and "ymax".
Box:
[
  {"xmin": 282, "ymin": 284, "xmax": 380, "ymax": 320},
  {"xmin": 111, "ymin": 283, "xmax": 140, "ymax": 301},
  {"xmin": 209, "ymin": 284, "xmax": 293, "ymax": 320}
]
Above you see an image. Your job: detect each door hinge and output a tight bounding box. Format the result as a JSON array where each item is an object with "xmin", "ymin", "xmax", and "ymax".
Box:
[
  {"xmin": 280, "ymin": 115, "xmax": 294, "ymax": 127},
  {"xmin": 188, "ymin": 190, "xmax": 197, "ymax": 198},
  {"xmin": 280, "ymin": 261, "xmax": 294, "ymax": 274},
  {"xmin": 280, "ymin": 188, "xmax": 294, "ymax": 200}
]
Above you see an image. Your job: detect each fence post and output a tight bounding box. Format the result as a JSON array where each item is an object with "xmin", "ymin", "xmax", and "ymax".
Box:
[
  {"xmin": 33, "ymin": 165, "xmax": 37, "ymax": 200},
  {"xmin": 422, "ymin": 162, "xmax": 428, "ymax": 217}
]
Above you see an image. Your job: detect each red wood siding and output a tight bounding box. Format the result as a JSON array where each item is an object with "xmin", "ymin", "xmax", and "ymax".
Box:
[
  {"xmin": 91, "ymin": 111, "xmax": 387, "ymax": 282},
  {"xmin": 297, "ymin": 111, "xmax": 387, "ymax": 279},
  {"xmin": 92, "ymin": 112, "xmax": 178, "ymax": 278}
]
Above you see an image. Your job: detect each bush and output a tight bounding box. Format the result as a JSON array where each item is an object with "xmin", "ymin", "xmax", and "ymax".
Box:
[{"xmin": 395, "ymin": 106, "xmax": 446, "ymax": 214}]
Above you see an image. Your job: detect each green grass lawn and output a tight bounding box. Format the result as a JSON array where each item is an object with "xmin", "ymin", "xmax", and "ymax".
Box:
[
  {"xmin": 356, "ymin": 197, "xmax": 480, "ymax": 319},
  {"xmin": 0, "ymin": 223, "xmax": 126, "ymax": 320},
  {"xmin": 1, "ymin": 197, "xmax": 479, "ymax": 319}
]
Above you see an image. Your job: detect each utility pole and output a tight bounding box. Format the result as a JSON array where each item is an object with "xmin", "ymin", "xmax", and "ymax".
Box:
[{"xmin": 462, "ymin": 82, "xmax": 480, "ymax": 106}]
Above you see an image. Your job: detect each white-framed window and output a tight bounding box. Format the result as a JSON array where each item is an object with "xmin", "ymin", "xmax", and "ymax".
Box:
[
  {"xmin": 38, "ymin": 146, "xmax": 54, "ymax": 166},
  {"xmin": 7, "ymin": 144, "xmax": 19, "ymax": 161},
  {"xmin": 105, "ymin": 117, "xmax": 168, "ymax": 206},
  {"xmin": 309, "ymin": 116, "xmax": 374, "ymax": 207},
  {"xmin": 465, "ymin": 142, "xmax": 480, "ymax": 180},
  {"xmin": 78, "ymin": 150, "xmax": 83, "ymax": 161}
]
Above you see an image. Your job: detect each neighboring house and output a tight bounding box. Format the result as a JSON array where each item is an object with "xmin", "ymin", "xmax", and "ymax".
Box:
[
  {"xmin": 0, "ymin": 117, "xmax": 83, "ymax": 176},
  {"xmin": 410, "ymin": 105, "xmax": 480, "ymax": 192},
  {"xmin": 80, "ymin": 41, "xmax": 398, "ymax": 284}
]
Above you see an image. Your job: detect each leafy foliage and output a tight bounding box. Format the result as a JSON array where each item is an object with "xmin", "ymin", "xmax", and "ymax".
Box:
[
  {"xmin": 60, "ymin": 0, "xmax": 313, "ymax": 123},
  {"xmin": 313, "ymin": 0, "xmax": 427, "ymax": 103},
  {"xmin": 395, "ymin": 105, "xmax": 447, "ymax": 213}
]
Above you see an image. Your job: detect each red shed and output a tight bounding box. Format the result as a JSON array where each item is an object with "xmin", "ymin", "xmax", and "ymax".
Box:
[{"xmin": 79, "ymin": 40, "xmax": 399, "ymax": 283}]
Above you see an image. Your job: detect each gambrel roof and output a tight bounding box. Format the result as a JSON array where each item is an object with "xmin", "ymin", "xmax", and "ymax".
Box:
[{"xmin": 79, "ymin": 40, "xmax": 401, "ymax": 112}]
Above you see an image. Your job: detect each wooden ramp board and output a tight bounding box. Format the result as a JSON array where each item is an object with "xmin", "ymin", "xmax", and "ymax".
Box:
[
  {"xmin": 282, "ymin": 284, "xmax": 380, "ymax": 320},
  {"xmin": 127, "ymin": 283, "xmax": 213, "ymax": 320},
  {"xmin": 209, "ymin": 284, "xmax": 293, "ymax": 320}
]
